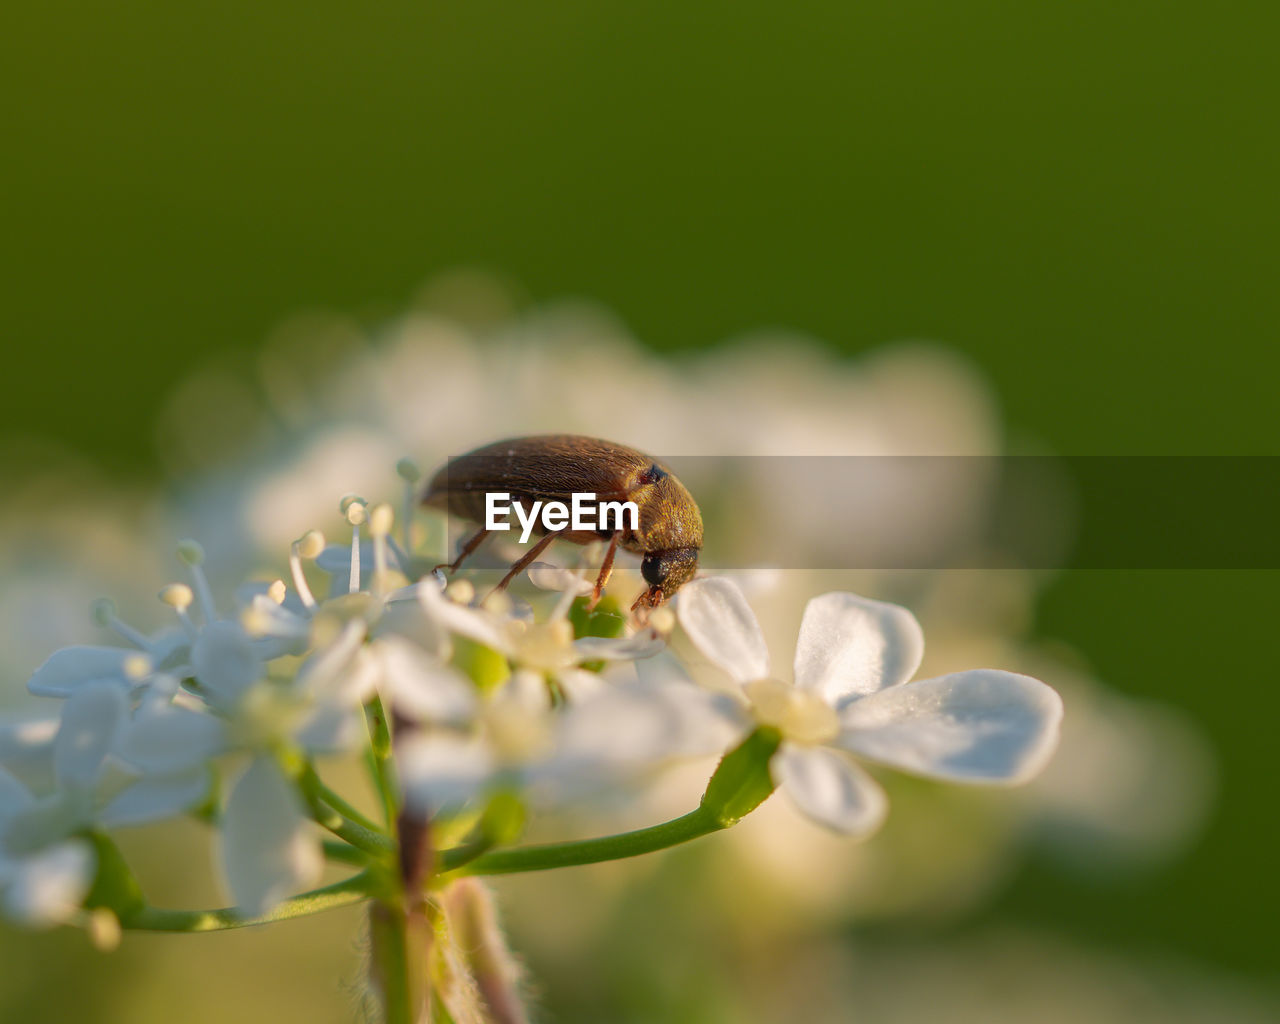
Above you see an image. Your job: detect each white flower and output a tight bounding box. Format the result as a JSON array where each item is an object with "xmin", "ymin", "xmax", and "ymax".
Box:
[
  {"xmin": 0, "ymin": 685, "xmax": 215, "ymax": 926},
  {"xmin": 0, "ymin": 831, "xmax": 95, "ymax": 927},
  {"xmin": 677, "ymin": 577, "xmax": 1063, "ymax": 837},
  {"xmin": 415, "ymin": 572, "xmax": 668, "ymax": 682},
  {"xmin": 0, "ymin": 714, "xmax": 58, "ymax": 792},
  {"xmin": 6, "ymin": 684, "xmax": 209, "ymax": 842},
  {"xmin": 26, "ymin": 636, "xmax": 179, "ymax": 701},
  {"xmin": 397, "ymin": 668, "xmax": 735, "ymax": 817},
  {"xmin": 218, "ymin": 755, "xmax": 323, "ymax": 916},
  {"xmin": 289, "ymin": 606, "xmax": 473, "ymax": 727},
  {"xmin": 396, "ymin": 560, "xmax": 726, "ymax": 816},
  {"xmin": 0, "ymin": 766, "xmax": 92, "ymax": 928}
]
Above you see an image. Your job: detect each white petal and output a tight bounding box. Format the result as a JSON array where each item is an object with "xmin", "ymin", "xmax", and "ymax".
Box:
[
  {"xmin": 191, "ymin": 621, "xmax": 265, "ymax": 707},
  {"xmin": 295, "ymin": 618, "xmax": 372, "ymax": 701},
  {"xmin": 219, "ymin": 756, "xmax": 322, "ymax": 916},
  {"xmin": 234, "ymin": 580, "xmax": 309, "ymax": 618},
  {"xmin": 634, "ymin": 650, "xmax": 696, "ymax": 687},
  {"xmin": 555, "ymin": 668, "xmax": 606, "ymax": 703},
  {"xmin": 572, "ymin": 628, "xmax": 668, "ymax": 662},
  {"xmin": 527, "ymin": 561, "xmax": 593, "ymax": 594},
  {"xmin": 774, "ymin": 744, "xmax": 887, "ymax": 836},
  {"xmin": 837, "ymin": 670, "xmax": 1064, "ymax": 784},
  {"xmin": 418, "ymin": 587, "xmax": 511, "ymax": 653},
  {"xmin": 0, "ymin": 715, "xmax": 58, "ymax": 792},
  {"xmin": 145, "ymin": 627, "xmax": 194, "ymax": 669},
  {"xmin": 241, "ymin": 593, "xmax": 310, "ymax": 653},
  {"xmin": 385, "ymin": 580, "xmax": 433, "ymax": 603},
  {"xmin": 294, "ymin": 703, "xmax": 365, "ymax": 754},
  {"xmin": 396, "ymin": 733, "xmax": 496, "ymax": 816},
  {"xmin": 53, "ymin": 684, "xmax": 127, "ymax": 790},
  {"xmin": 2, "ymin": 840, "xmax": 95, "ymax": 927},
  {"xmin": 556, "ymin": 681, "xmax": 744, "ymax": 765},
  {"xmin": 500, "ymin": 670, "xmax": 552, "ymax": 714},
  {"xmin": 792, "ymin": 592, "xmax": 924, "ymax": 707},
  {"xmin": 2, "ymin": 788, "xmax": 93, "ymax": 853},
  {"xmin": 371, "ymin": 636, "xmax": 477, "ymax": 726},
  {"xmin": 118, "ymin": 706, "xmax": 226, "ymax": 773},
  {"xmin": 101, "ymin": 768, "xmax": 211, "ymax": 827},
  {"xmin": 374, "ymin": 597, "xmax": 452, "ymax": 661},
  {"xmin": 0, "ymin": 766, "xmax": 32, "ymax": 822},
  {"xmin": 27, "ymin": 646, "xmax": 133, "ymax": 698},
  {"xmin": 676, "ymin": 577, "xmax": 770, "ymax": 683}
]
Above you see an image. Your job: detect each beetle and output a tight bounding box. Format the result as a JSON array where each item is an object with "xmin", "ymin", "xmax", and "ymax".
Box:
[{"xmin": 422, "ymin": 435, "xmax": 702, "ymax": 614}]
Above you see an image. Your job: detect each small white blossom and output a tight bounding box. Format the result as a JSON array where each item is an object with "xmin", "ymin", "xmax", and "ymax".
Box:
[
  {"xmin": 415, "ymin": 571, "xmax": 667, "ymax": 681},
  {"xmin": 218, "ymin": 755, "xmax": 323, "ymax": 916},
  {"xmin": 397, "ymin": 666, "xmax": 735, "ymax": 817},
  {"xmin": 677, "ymin": 577, "xmax": 1063, "ymax": 836}
]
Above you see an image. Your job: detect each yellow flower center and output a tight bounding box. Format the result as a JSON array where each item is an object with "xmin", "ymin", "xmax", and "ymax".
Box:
[
  {"xmin": 511, "ymin": 619, "xmax": 576, "ymax": 672},
  {"xmin": 743, "ymin": 678, "xmax": 838, "ymax": 745}
]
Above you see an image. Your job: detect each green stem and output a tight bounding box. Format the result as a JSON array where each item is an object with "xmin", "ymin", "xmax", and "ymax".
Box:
[
  {"xmin": 369, "ymin": 902, "xmax": 428, "ymax": 1024},
  {"xmin": 297, "ymin": 765, "xmax": 395, "ymax": 856},
  {"xmin": 366, "ymin": 695, "xmax": 398, "ymax": 826},
  {"xmin": 323, "ymin": 838, "xmax": 371, "ymax": 865},
  {"xmin": 442, "ymin": 805, "xmax": 723, "ymax": 876},
  {"xmin": 438, "ymin": 728, "xmax": 782, "ymax": 878},
  {"xmin": 120, "ymin": 871, "xmax": 375, "ymax": 933},
  {"xmin": 313, "ymin": 775, "xmax": 384, "ymax": 834}
]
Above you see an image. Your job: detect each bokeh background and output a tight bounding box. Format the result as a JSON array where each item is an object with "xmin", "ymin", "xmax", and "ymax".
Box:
[{"xmin": 2, "ymin": 2, "xmax": 1277, "ymax": 1021}]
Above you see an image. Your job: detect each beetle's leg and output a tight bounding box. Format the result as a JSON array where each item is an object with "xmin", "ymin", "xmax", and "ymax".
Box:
[
  {"xmin": 434, "ymin": 527, "xmax": 491, "ymax": 575},
  {"xmin": 630, "ymin": 585, "xmax": 661, "ymax": 624},
  {"xmin": 586, "ymin": 533, "xmax": 621, "ymax": 611},
  {"xmin": 491, "ymin": 530, "xmax": 562, "ymax": 594}
]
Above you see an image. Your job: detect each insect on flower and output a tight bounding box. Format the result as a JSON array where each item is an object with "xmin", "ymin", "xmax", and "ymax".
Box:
[{"xmin": 423, "ymin": 435, "xmax": 703, "ymax": 615}]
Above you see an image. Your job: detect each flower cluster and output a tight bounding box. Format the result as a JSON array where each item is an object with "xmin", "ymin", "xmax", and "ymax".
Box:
[{"xmin": 0, "ymin": 470, "xmax": 1062, "ymax": 1022}]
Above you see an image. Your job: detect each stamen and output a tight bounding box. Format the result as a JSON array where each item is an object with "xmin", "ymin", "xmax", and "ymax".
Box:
[
  {"xmin": 91, "ymin": 597, "xmax": 151, "ymax": 651},
  {"xmin": 289, "ymin": 531, "xmax": 324, "ymax": 612},
  {"xmin": 177, "ymin": 539, "xmax": 217, "ymax": 625},
  {"xmin": 90, "ymin": 597, "xmax": 114, "ymax": 628},
  {"xmin": 648, "ymin": 607, "xmax": 675, "ymax": 635},
  {"xmin": 343, "ymin": 497, "xmax": 367, "ymax": 594},
  {"xmin": 447, "ymin": 579, "xmax": 475, "ymax": 605},
  {"xmin": 483, "ymin": 589, "xmax": 512, "ymax": 615},
  {"xmin": 267, "ymin": 579, "xmax": 287, "ymax": 604},
  {"xmin": 396, "ymin": 457, "xmax": 421, "ymax": 553},
  {"xmin": 369, "ymin": 502, "xmax": 394, "ymax": 538},
  {"xmin": 386, "ymin": 534, "xmax": 411, "ymax": 574},
  {"xmin": 369, "ymin": 502, "xmax": 393, "ymax": 592},
  {"xmin": 123, "ymin": 653, "xmax": 153, "ymax": 681},
  {"xmin": 240, "ymin": 606, "xmax": 272, "ymax": 636},
  {"xmin": 159, "ymin": 583, "xmax": 198, "ymax": 637},
  {"xmin": 296, "ymin": 529, "xmax": 326, "ymax": 560},
  {"xmin": 159, "ymin": 583, "xmax": 193, "ymax": 611},
  {"xmin": 339, "ymin": 493, "xmax": 366, "ymax": 519},
  {"xmin": 86, "ymin": 908, "xmax": 121, "ymax": 952}
]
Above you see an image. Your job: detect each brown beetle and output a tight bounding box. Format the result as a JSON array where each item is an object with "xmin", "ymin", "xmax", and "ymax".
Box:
[{"xmin": 422, "ymin": 435, "xmax": 702, "ymax": 613}]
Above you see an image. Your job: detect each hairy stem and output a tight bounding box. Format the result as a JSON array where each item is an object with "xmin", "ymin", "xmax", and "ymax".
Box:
[{"xmin": 369, "ymin": 901, "xmax": 428, "ymax": 1024}]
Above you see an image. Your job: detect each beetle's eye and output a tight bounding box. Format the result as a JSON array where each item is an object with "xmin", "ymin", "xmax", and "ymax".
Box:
[{"xmin": 641, "ymin": 554, "xmax": 666, "ymax": 586}]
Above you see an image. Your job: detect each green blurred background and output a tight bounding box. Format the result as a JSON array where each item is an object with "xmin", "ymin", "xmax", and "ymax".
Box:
[{"xmin": 3, "ymin": 0, "xmax": 1277, "ymax": 1017}]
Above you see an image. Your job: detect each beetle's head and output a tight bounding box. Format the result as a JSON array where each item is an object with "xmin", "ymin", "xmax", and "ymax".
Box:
[{"xmin": 632, "ymin": 546, "xmax": 699, "ymax": 616}]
